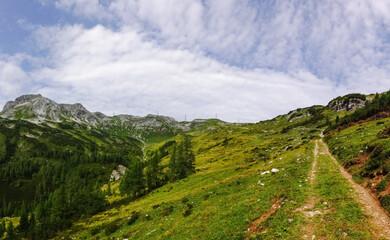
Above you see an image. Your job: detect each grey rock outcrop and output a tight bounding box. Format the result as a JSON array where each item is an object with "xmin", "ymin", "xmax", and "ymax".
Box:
[
  {"xmin": 0, "ymin": 94, "xmax": 109, "ymax": 124},
  {"xmin": 0, "ymin": 94, "xmax": 226, "ymax": 140},
  {"xmin": 110, "ymin": 164, "xmax": 127, "ymax": 181},
  {"xmin": 327, "ymin": 95, "xmax": 367, "ymax": 112}
]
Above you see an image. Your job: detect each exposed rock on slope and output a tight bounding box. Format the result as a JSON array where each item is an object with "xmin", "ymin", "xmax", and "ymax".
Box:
[
  {"xmin": 110, "ymin": 165, "xmax": 127, "ymax": 181},
  {"xmin": 0, "ymin": 94, "xmax": 108, "ymax": 124},
  {"xmin": 327, "ymin": 93, "xmax": 367, "ymax": 111},
  {"xmin": 0, "ymin": 94, "xmax": 226, "ymax": 141}
]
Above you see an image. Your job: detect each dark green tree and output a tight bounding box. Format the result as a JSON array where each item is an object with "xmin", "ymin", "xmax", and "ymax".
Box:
[
  {"xmin": 168, "ymin": 146, "xmax": 178, "ymax": 181},
  {"xmin": 0, "ymin": 219, "xmax": 5, "ymax": 238},
  {"xmin": 168, "ymin": 135, "xmax": 195, "ymax": 181},
  {"xmin": 27, "ymin": 212, "xmax": 36, "ymax": 239},
  {"xmin": 18, "ymin": 202, "xmax": 29, "ymax": 233},
  {"xmin": 106, "ymin": 181, "xmax": 112, "ymax": 196},
  {"xmin": 5, "ymin": 221, "xmax": 16, "ymax": 240},
  {"xmin": 182, "ymin": 135, "xmax": 195, "ymax": 175},
  {"xmin": 119, "ymin": 161, "xmax": 144, "ymax": 198},
  {"xmin": 146, "ymin": 151, "xmax": 163, "ymax": 190}
]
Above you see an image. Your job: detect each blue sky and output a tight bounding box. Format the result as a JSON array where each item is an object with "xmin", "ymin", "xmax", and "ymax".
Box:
[{"xmin": 0, "ymin": 0, "xmax": 389, "ymax": 122}]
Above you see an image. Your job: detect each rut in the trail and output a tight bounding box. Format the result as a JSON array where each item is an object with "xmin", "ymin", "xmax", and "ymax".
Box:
[
  {"xmin": 320, "ymin": 139, "xmax": 390, "ymax": 239},
  {"xmin": 296, "ymin": 140, "xmax": 319, "ymax": 239}
]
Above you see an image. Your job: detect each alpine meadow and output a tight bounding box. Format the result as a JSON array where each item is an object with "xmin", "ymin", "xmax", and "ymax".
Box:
[
  {"xmin": 0, "ymin": 92, "xmax": 390, "ymax": 239},
  {"xmin": 1, "ymin": 1, "xmax": 390, "ymax": 240}
]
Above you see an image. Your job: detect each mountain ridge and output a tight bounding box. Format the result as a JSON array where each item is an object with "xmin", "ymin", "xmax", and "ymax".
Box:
[
  {"xmin": 0, "ymin": 91, "xmax": 389, "ymax": 239},
  {"xmin": 0, "ymin": 94, "xmax": 229, "ymax": 143},
  {"xmin": 1, "ymin": 93, "xmax": 370, "ymax": 124}
]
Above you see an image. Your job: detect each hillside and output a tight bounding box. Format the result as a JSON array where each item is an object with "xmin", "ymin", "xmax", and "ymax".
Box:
[{"xmin": 0, "ymin": 91, "xmax": 390, "ymax": 239}]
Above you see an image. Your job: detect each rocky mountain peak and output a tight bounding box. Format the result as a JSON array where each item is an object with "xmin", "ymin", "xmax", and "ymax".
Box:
[
  {"xmin": 3, "ymin": 94, "xmax": 43, "ymax": 111},
  {"xmin": 0, "ymin": 94, "xmax": 106, "ymax": 124},
  {"xmin": 327, "ymin": 93, "xmax": 367, "ymax": 112}
]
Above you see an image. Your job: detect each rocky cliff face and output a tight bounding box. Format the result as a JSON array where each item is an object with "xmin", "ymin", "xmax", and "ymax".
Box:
[
  {"xmin": 0, "ymin": 94, "xmax": 194, "ymax": 137},
  {"xmin": 327, "ymin": 94, "xmax": 367, "ymax": 112},
  {"xmin": 0, "ymin": 94, "xmax": 108, "ymax": 124}
]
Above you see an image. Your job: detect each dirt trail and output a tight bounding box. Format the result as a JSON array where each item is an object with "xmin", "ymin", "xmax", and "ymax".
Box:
[
  {"xmin": 297, "ymin": 140, "xmax": 319, "ymax": 239},
  {"xmin": 310, "ymin": 140, "xmax": 319, "ymax": 184},
  {"xmin": 320, "ymin": 139, "xmax": 390, "ymax": 239}
]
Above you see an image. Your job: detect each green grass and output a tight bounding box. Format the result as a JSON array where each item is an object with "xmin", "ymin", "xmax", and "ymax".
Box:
[
  {"xmin": 311, "ymin": 141, "xmax": 373, "ymax": 239},
  {"xmin": 2, "ymin": 99, "xmax": 385, "ymax": 239},
  {"xmin": 55, "ymin": 121, "xmax": 323, "ymax": 240}
]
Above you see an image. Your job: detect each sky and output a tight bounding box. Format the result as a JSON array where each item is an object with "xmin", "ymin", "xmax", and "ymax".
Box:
[{"xmin": 0, "ymin": 0, "xmax": 389, "ymax": 123}]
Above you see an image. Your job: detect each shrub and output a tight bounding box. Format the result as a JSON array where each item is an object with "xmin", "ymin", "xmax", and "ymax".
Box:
[
  {"xmin": 127, "ymin": 211, "xmax": 140, "ymax": 225},
  {"xmin": 90, "ymin": 227, "xmax": 100, "ymax": 235},
  {"xmin": 183, "ymin": 209, "xmax": 192, "ymax": 217},
  {"xmin": 186, "ymin": 203, "xmax": 193, "ymax": 209},
  {"xmin": 161, "ymin": 205, "xmax": 173, "ymax": 217},
  {"xmin": 104, "ymin": 221, "xmax": 120, "ymax": 236},
  {"xmin": 380, "ymin": 195, "xmax": 390, "ymax": 212},
  {"xmin": 202, "ymin": 194, "xmax": 210, "ymax": 200},
  {"xmin": 376, "ymin": 178, "xmax": 389, "ymax": 192}
]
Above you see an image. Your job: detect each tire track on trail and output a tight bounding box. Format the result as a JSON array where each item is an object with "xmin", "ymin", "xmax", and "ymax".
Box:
[
  {"xmin": 320, "ymin": 139, "xmax": 390, "ymax": 239},
  {"xmin": 296, "ymin": 140, "xmax": 319, "ymax": 239}
]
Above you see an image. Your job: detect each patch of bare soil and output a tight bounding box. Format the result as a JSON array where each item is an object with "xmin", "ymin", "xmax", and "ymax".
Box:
[
  {"xmin": 245, "ymin": 198, "xmax": 283, "ymax": 239},
  {"xmin": 321, "ymin": 139, "xmax": 390, "ymax": 239}
]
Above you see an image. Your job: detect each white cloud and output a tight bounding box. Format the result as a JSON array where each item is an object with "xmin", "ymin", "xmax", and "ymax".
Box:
[
  {"xmin": 2, "ymin": 0, "xmax": 390, "ymax": 121},
  {"xmin": 55, "ymin": 0, "xmax": 112, "ymax": 21},
  {"xmin": 26, "ymin": 24, "xmax": 339, "ymax": 122},
  {"xmin": 70, "ymin": 1, "xmax": 390, "ymax": 86},
  {"xmin": 0, "ymin": 58, "xmax": 30, "ymax": 106}
]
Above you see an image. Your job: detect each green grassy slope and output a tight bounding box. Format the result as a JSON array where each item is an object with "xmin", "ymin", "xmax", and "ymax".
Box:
[
  {"xmin": 326, "ymin": 117, "xmax": 390, "ymax": 212},
  {"xmin": 3, "ymin": 91, "xmax": 390, "ymax": 239},
  {"xmin": 56, "ymin": 118, "xmax": 320, "ymax": 239},
  {"xmin": 54, "ymin": 105, "xmax": 380, "ymax": 240}
]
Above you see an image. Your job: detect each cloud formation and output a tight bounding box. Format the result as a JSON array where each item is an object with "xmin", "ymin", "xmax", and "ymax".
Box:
[
  {"xmin": 0, "ymin": 0, "xmax": 389, "ymax": 122},
  {"xmin": 29, "ymin": 24, "xmax": 335, "ymax": 122}
]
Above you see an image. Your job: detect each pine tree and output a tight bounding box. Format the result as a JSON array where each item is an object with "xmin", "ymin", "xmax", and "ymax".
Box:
[
  {"xmin": 18, "ymin": 202, "xmax": 29, "ymax": 233},
  {"xmin": 27, "ymin": 212, "xmax": 36, "ymax": 239},
  {"xmin": 119, "ymin": 160, "xmax": 144, "ymax": 198},
  {"xmin": 146, "ymin": 152, "xmax": 162, "ymax": 190},
  {"xmin": 176, "ymin": 143, "xmax": 187, "ymax": 179},
  {"xmin": 5, "ymin": 221, "xmax": 16, "ymax": 240},
  {"xmin": 182, "ymin": 136, "xmax": 195, "ymax": 175},
  {"xmin": 168, "ymin": 146, "xmax": 178, "ymax": 181},
  {"xmin": 106, "ymin": 181, "xmax": 112, "ymax": 196},
  {"xmin": 168, "ymin": 136, "xmax": 196, "ymax": 181},
  {"xmin": 0, "ymin": 219, "xmax": 5, "ymax": 238}
]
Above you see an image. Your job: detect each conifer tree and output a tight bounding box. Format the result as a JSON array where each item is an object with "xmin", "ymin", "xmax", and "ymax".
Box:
[
  {"xmin": 106, "ymin": 181, "xmax": 112, "ymax": 196},
  {"xmin": 182, "ymin": 135, "xmax": 195, "ymax": 175},
  {"xmin": 18, "ymin": 202, "xmax": 29, "ymax": 233},
  {"xmin": 168, "ymin": 135, "xmax": 195, "ymax": 181},
  {"xmin": 146, "ymin": 151, "xmax": 163, "ymax": 190},
  {"xmin": 27, "ymin": 212, "xmax": 36, "ymax": 239},
  {"xmin": 5, "ymin": 221, "xmax": 16, "ymax": 240},
  {"xmin": 168, "ymin": 146, "xmax": 178, "ymax": 181},
  {"xmin": 0, "ymin": 219, "xmax": 5, "ymax": 238},
  {"xmin": 119, "ymin": 160, "xmax": 144, "ymax": 198}
]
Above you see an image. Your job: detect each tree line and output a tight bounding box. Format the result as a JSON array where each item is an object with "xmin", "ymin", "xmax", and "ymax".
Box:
[
  {"xmin": 119, "ymin": 135, "xmax": 196, "ymax": 198},
  {"xmin": 0, "ymin": 135, "xmax": 195, "ymax": 239}
]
